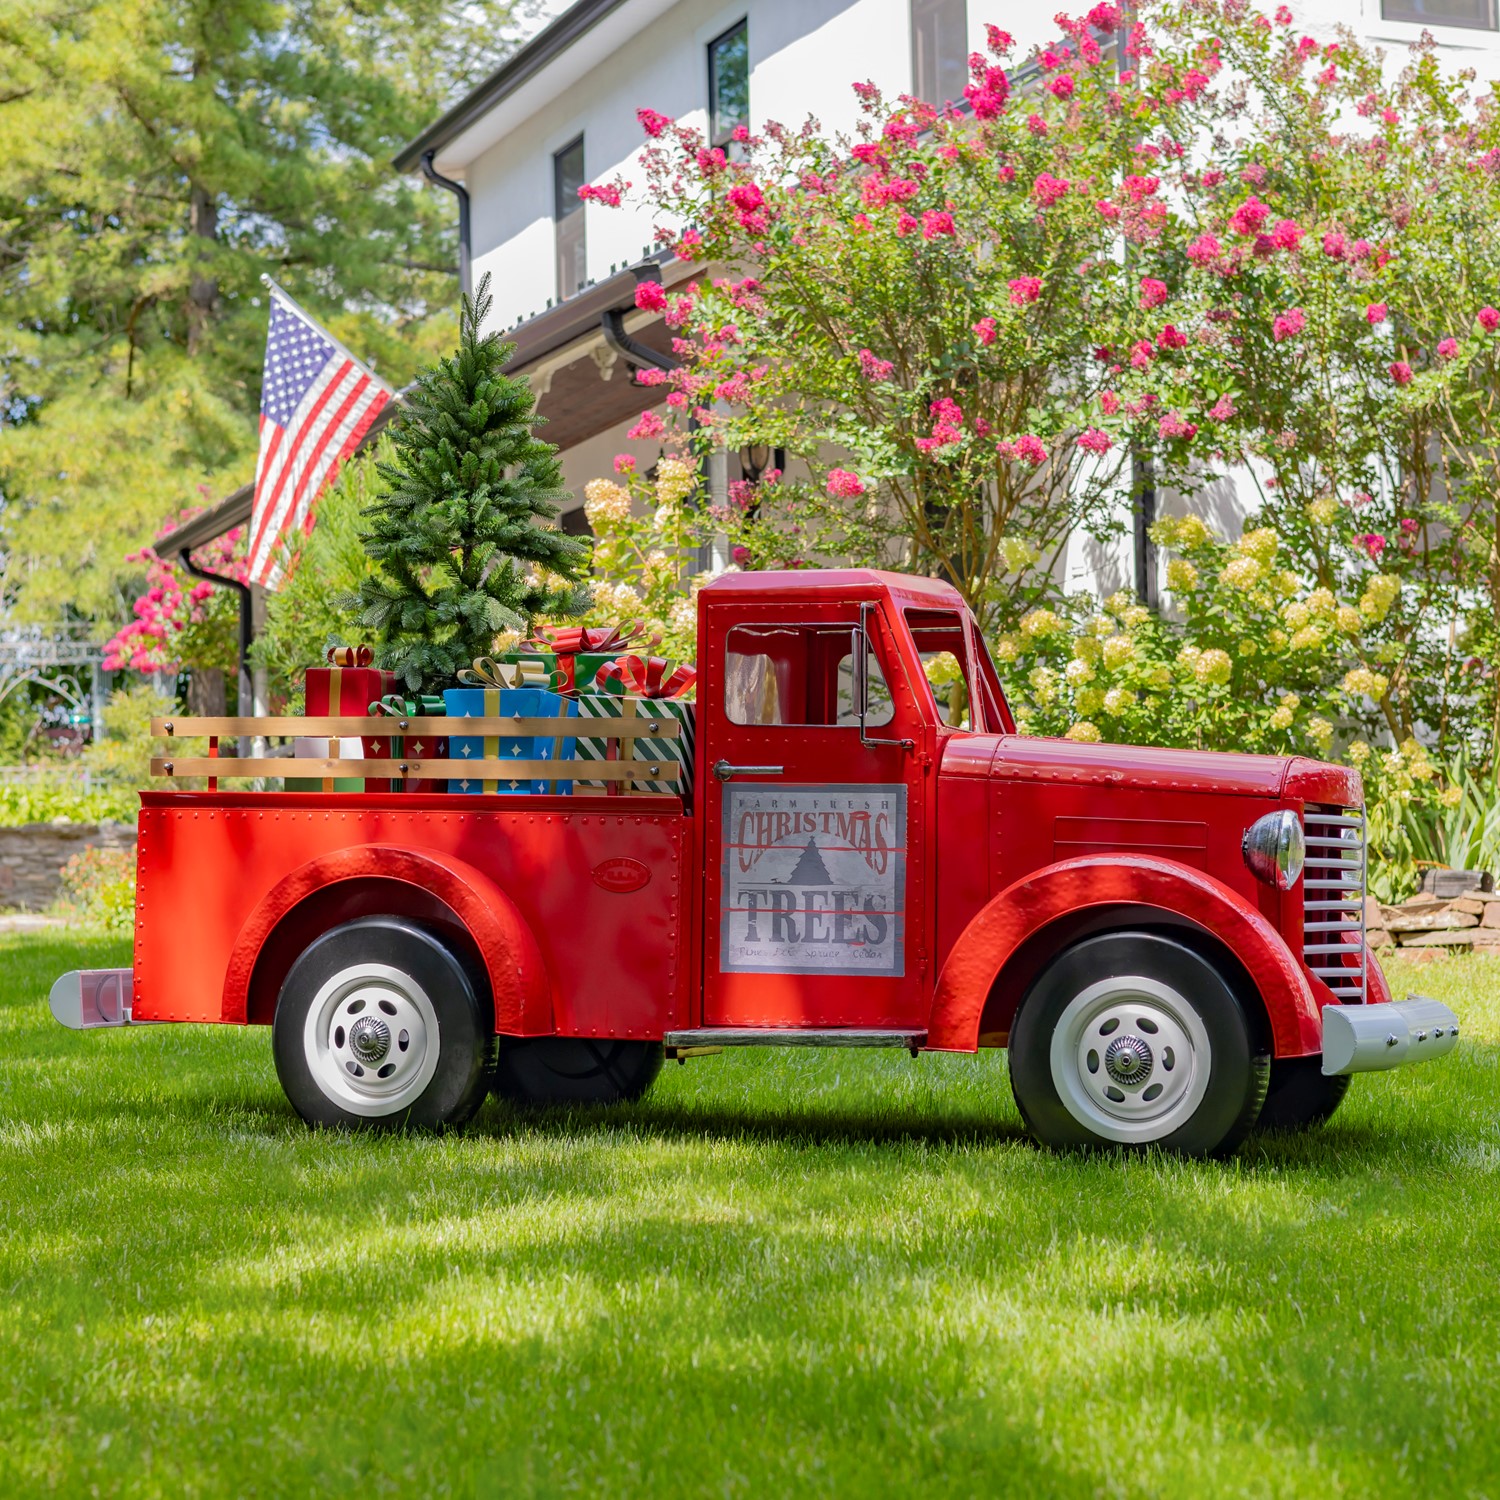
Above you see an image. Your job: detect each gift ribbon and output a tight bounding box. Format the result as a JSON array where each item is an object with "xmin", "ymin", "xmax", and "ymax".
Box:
[
  {"xmin": 368, "ymin": 693, "xmax": 447, "ymax": 781},
  {"xmin": 593, "ymin": 654, "xmax": 697, "ymax": 700},
  {"xmin": 521, "ymin": 622, "xmax": 660, "ymax": 693},
  {"xmin": 457, "ymin": 656, "xmax": 551, "ymax": 690},
  {"xmin": 327, "ymin": 644, "xmax": 373, "ymax": 668}
]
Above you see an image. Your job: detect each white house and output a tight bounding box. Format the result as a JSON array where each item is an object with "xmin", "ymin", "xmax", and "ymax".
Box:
[{"xmin": 395, "ymin": 0, "xmax": 1500, "ymax": 590}]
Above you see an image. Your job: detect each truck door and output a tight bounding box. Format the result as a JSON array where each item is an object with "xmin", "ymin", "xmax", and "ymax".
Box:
[{"xmin": 699, "ymin": 599, "xmax": 928, "ymax": 1028}]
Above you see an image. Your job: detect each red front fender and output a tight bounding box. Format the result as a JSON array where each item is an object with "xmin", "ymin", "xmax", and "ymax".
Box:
[
  {"xmin": 926, "ymin": 853, "xmax": 1323, "ymax": 1057},
  {"xmin": 221, "ymin": 844, "xmax": 551, "ymax": 1033}
]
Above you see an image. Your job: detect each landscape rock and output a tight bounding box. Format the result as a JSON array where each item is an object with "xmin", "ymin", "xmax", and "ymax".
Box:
[
  {"xmin": 1453, "ymin": 897, "xmax": 1487, "ymax": 917},
  {"xmin": 1385, "ymin": 908, "xmax": 1477, "ymax": 933},
  {"xmin": 1367, "ymin": 928, "xmax": 1393, "ymax": 949},
  {"xmin": 1397, "ymin": 928, "xmax": 1477, "ymax": 947},
  {"xmin": 1483, "ymin": 905, "xmax": 1500, "ymax": 930}
]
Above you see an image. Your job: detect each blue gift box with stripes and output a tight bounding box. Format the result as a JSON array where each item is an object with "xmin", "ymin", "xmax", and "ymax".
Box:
[{"xmin": 442, "ymin": 686, "xmax": 577, "ymax": 794}]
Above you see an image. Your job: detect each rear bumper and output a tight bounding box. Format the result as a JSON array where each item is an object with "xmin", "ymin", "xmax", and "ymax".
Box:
[
  {"xmin": 1321, "ymin": 994, "xmax": 1459, "ymax": 1075},
  {"xmin": 49, "ymin": 969, "xmax": 140, "ymax": 1029}
]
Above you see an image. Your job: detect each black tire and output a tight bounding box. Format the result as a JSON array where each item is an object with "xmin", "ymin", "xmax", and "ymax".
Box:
[
  {"xmin": 492, "ymin": 1037, "xmax": 663, "ymax": 1107},
  {"xmin": 272, "ymin": 916, "xmax": 493, "ymax": 1131},
  {"xmin": 1009, "ymin": 931, "xmax": 1269, "ymax": 1157},
  {"xmin": 1255, "ymin": 1056, "xmax": 1351, "ymax": 1132}
]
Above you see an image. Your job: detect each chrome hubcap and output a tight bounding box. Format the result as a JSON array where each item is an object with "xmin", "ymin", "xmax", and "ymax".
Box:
[
  {"xmin": 303, "ymin": 963, "xmax": 440, "ymax": 1117},
  {"xmin": 1049, "ymin": 975, "xmax": 1212, "ymax": 1144}
]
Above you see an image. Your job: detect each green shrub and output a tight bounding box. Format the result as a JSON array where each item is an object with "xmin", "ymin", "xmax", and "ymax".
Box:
[
  {"xmin": 59, "ymin": 846, "xmax": 136, "ymax": 931},
  {"xmin": 0, "ymin": 780, "xmax": 137, "ymax": 827}
]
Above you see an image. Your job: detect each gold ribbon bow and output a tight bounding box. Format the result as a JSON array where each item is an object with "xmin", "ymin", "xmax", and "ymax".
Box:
[{"xmin": 457, "ymin": 656, "xmax": 551, "ymax": 690}]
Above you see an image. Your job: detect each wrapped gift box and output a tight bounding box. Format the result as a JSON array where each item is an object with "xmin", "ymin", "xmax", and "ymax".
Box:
[
  {"xmin": 574, "ymin": 695, "xmax": 696, "ymax": 800},
  {"xmin": 286, "ymin": 736, "xmax": 366, "ymax": 793},
  {"xmin": 304, "ymin": 648, "xmax": 397, "ymax": 791},
  {"xmin": 443, "ymin": 686, "xmax": 577, "ymax": 794},
  {"xmin": 369, "ymin": 693, "xmax": 448, "ymax": 792}
]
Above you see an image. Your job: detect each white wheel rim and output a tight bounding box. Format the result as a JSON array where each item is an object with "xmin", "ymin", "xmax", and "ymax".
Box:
[
  {"xmin": 302, "ymin": 962, "xmax": 441, "ymax": 1117},
  {"xmin": 1048, "ymin": 974, "xmax": 1212, "ymax": 1144}
]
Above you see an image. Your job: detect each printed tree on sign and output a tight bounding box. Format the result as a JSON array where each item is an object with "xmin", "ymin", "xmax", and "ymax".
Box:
[{"xmin": 355, "ymin": 273, "xmax": 591, "ymax": 691}]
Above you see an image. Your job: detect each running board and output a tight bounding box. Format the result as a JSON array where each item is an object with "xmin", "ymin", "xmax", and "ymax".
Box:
[{"xmin": 664, "ymin": 1028, "xmax": 926, "ymax": 1052}]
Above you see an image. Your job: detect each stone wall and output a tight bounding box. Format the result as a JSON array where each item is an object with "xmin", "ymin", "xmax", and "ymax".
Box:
[{"xmin": 0, "ymin": 822, "xmax": 137, "ymax": 912}]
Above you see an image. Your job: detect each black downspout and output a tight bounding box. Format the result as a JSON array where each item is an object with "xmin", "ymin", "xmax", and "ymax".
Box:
[
  {"xmin": 1132, "ymin": 453, "xmax": 1158, "ymax": 609},
  {"xmin": 601, "ymin": 262, "xmax": 678, "ymax": 373},
  {"xmin": 421, "ymin": 150, "xmax": 472, "ymax": 298},
  {"xmin": 178, "ymin": 548, "xmax": 253, "ymax": 712}
]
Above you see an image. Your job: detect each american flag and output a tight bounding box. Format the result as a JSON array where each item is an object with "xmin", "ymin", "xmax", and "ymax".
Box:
[{"xmin": 246, "ymin": 281, "xmax": 392, "ymax": 589}]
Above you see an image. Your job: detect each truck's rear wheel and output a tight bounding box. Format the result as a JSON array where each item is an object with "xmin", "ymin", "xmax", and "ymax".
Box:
[
  {"xmin": 1255, "ymin": 1056, "xmax": 1351, "ymax": 1132},
  {"xmin": 1009, "ymin": 932, "xmax": 1268, "ymax": 1156},
  {"xmin": 492, "ymin": 1037, "xmax": 663, "ymax": 1107},
  {"xmin": 273, "ymin": 917, "xmax": 492, "ymax": 1131}
]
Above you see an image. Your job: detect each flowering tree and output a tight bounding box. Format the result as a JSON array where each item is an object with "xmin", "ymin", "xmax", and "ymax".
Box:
[
  {"xmin": 600, "ymin": 7, "xmax": 1211, "ymax": 636},
  {"xmin": 103, "ymin": 510, "xmax": 246, "ymax": 712}
]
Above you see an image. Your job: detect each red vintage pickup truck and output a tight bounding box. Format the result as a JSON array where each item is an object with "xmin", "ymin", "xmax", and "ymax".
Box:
[{"xmin": 51, "ymin": 568, "xmax": 1458, "ymax": 1154}]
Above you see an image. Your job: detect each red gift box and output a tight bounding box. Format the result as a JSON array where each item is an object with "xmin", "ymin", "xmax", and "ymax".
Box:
[{"xmin": 303, "ymin": 647, "xmax": 396, "ymax": 791}]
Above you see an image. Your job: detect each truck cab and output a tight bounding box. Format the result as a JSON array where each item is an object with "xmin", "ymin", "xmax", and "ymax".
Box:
[{"xmin": 51, "ymin": 568, "xmax": 1459, "ymax": 1154}]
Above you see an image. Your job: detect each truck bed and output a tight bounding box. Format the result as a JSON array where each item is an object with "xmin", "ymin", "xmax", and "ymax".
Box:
[{"xmin": 132, "ymin": 790, "xmax": 691, "ymax": 1037}]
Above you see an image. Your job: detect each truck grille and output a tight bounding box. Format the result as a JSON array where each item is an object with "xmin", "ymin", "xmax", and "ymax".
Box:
[{"xmin": 1302, "ymin": 805, "xmax": 1366, "ymax": 1003}]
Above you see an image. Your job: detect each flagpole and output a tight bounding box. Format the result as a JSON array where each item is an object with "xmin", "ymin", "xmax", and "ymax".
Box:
[{"xmin": 259, "ymin": 273, "xmax": 397, "ymax": 396}]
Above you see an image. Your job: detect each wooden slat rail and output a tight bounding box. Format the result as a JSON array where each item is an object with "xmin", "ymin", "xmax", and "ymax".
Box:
[
  {"xmin": 150, "ymin": 758, "xmax": 681, "ymax": 782},
  {"xmin": 151, "ymin": 716, "xmax": 678, "ymax": 740}
]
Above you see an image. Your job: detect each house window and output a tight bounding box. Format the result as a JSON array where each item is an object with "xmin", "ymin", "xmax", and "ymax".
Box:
[
  {"xmin": 1382, "ymin": 0, "xmax": 1496, "ymax": 24},
  {"xmin": 709, "ymin": 21, "xmax": 749, "ymax": 148},
  {"xmin": 554, "ymin": 136, "xmax": 586, "ymax": 301},
  {"xmin": 911, "ymin": 0, "xmax": 968, "ymax": 107}
]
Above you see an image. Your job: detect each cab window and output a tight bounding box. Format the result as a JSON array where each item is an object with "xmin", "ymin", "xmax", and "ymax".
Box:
[
  {"xmin": 725, "ymin": 623, "xmax": 895, "ymax": 727},
  {"xmin": 904, "ymin": 608, "xmax": 975, "ymax": 728}
]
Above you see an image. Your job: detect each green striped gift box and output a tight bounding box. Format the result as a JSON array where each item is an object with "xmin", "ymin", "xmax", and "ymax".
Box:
[{"xmin": 574, "ymin": 696, "xmax": 696, "ymax": 799}]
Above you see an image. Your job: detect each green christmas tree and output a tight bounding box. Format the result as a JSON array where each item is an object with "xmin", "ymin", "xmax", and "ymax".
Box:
[{"xmin": 356, "ymin": 274, "xmax": 591, "ymax": 690}]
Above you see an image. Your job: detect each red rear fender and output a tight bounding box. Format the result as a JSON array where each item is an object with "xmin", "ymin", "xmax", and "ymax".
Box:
[
  {"xmin": 225, "ymin": 844, "xmax": 551, "ymax": 1033},
  {"xmin": 927, "ymin": 853, "xmax": 1322, "ymax": 1057}
]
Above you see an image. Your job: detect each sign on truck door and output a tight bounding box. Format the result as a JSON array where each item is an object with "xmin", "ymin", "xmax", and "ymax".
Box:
[{"xmin": 699, "ymin": 600, "xmax": 928, "ymax": 1029}]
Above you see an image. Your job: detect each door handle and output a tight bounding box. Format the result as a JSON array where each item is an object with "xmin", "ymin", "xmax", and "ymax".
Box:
[{"xmin": 713, "ymin": 759, "xmax": 784, "ymax": 782}]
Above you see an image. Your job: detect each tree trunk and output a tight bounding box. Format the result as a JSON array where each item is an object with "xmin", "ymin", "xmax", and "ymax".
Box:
[
  {"xmin": 186, "ymin": 668, "xmax": 226, "ymax": 717},
  {"xmin": 186, "ymin": 183, "xmax": 218, "ymax": 354}
]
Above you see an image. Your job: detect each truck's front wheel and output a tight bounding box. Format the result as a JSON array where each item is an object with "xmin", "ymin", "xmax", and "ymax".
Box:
[
  {"xmin": 1009, "ymin": 932, "xmax": 1268, "ymax": 1156},
  {"xmin": 273, "ymin": 917, "xmax": 492, "ymax": 1131}
]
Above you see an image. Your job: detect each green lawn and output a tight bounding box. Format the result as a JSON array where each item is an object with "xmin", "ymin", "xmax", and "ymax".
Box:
[{"xmin": 1, "ymin": 934, "xmax": 1497, "ymax": 1498}]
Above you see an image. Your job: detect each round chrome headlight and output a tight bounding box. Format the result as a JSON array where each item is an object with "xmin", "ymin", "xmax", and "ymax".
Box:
[{"xmin": 1242, "ymin": 810, "xmax": 1305, "ymax": 890}]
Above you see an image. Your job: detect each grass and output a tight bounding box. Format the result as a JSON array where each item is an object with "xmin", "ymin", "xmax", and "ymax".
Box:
[{"xmin": 1, "ymin": 934, "xmax": 1498, "ymax": 1498}]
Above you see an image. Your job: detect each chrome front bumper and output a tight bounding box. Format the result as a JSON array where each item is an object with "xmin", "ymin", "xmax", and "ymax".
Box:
[{"xmin": 1321, "ymin": 994, "xmax": 1460, "ymax": 1075}]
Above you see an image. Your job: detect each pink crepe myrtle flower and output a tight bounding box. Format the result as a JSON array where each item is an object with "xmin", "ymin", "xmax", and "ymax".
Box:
[
  {"xmin": 578, "ymin": 181, "xmax": 625, "ymax": 207},
  {"xmin": 1047, "ymin": 73, "xmax": 1075, "ymax": 99},
  {"xmin": 1479, "ymin": 307, "xmax": 1500, "ymax": 333},
  {"xmin": 1348, "ymin": 238, "xmax": 1373, "ymax": 261},
  {"xmin": 930, "ymin": 397, "xmax": 965, "ymax": 427},
  {"xmin": 635, "ymin": 281, "xmax": 667, "ymax": 312},
  {"xmin": 727, "ymin": 182, "xmax": 764, "ymax": 213},
  {"xmin": 1271, "ymin": 219, "xmax": 1303, "ymax": 251},
  {"xmin": 965, "ymin": 83, "xmax": 1008, "ymax": 118},
  {"xmin": 826, "ymin": 468, "xmax": 867, "ymax": 498},
  {"xmin": 1129, "ymin": 339, "xmax": 1154, "ymax": 369},
  {"xmin": 1139, "ymin": 277, "xmax": 1169, "ymax": 309},
  {"xmin": 986, "ymin": 24, "xmax": 1014, "ymax": 53},
  {"xmin": 1229, "ymin": 196, "xmax": 1270, "ymax": 235},
  {"xmin": 1076, "ymin": 428, "xmax": 1113, "ymax": 455},
  {"xmin": 1186, "ymin": 233, "xmax": 1220, "ymax": 265},
  {"xmin": 1123, "ymin": 174, "xmax": 1160, "ymax": 201},
  {"xmin": 973, "ymin": 317, "xmax": 998, "ymax": 346},
  {"xmin": 996, "ymin": 434, "xmax": 1049, "ymax": 465},
  {"xmin": 628, "ymin": 410, "xmax": 666, "ymax": 440},
  {"xmin": 1033, "ymin": 173, "xmax": 1071, "ymax": 207},
  {"xmin": 1087, "ymin": 2, "xmax": 1122, "ymax": 27},
  {"xmin": 1008, "ymin": 275, "xmax": 1042, "ymax": 306},
  {"xmin": 1322, "ymin": 230, "xmax": 1347, "ymax": 259},
  {"xmin": 637, "ymin": 107, "xmax": 672, "ymax": 137},
  {"xmin": 1158, "ymin": 411, "xmax": 1198, "ymax": 441},
  {"xmin": 1437, "ymin": 336, "xmax": 1460, "ymax": 360},
  {"xmin": 1027, "ymin": 114, "xmax": 1050, "ymax": 136},
  {"xmin": 696, "ymin": 147, "xmax": 727, "ymax": 177},
  {"xmin": 1240, "ymin": 163, "xmax": 1268, "ymax": 187},
  {"xmin": 675, "ymin": 228, "xmax": 704, "ymax": 259},
  {"xmin": 1157, "ymin": 324, "xmax": 1188, "ymax": 351},
  {"xmin": 858, "ymin": 348, "xmax": 896, "ymax": 380},
  {"xmin": 1273, "ymin": 307, "xmax": 1306, "ymax": 341},
  {"xmin": 613, "ymin": 453, "xmax": 636, "ymax": 474},
  {"xmin": 922, "ymin": 209, "xmax": 956, "ymax": 239},
  {"xmin": 1096, "ymin": 199, "xmax": 1120, "ymax": 222},
  {"xmin": 1208, "ymin": 394, "xmax": 1236, "ymax": 421},
  {"xmin": 894, "ymin": 212, "xmax": 919, "ymax": 237},
  {"xmin": 1389, "ymin": 360, "xmax": 1413, "ymax": 385},
  {"xmin": 1275, "ymin": 4, "xmax": 1293, "ymax": 20},
  {"xmin": 1100, "ymin": 390, "xmax": 1121, "ymax": 416},
  {"xmin": 1356, "ymin": 533, "xmax": 1387, "ymax": 561},
  {"xmin": 731, "ymin": 545, "xmax": 751, "ymax": 566},
  {"xmin": 1366, "ymin": 303, "xmax": 1388, "ymax": 325}
]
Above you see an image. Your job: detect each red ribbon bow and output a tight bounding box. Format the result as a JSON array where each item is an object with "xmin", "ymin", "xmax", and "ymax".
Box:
[
  {"xmin": 594, "ymin": 654, "xmax": 697, "ymax": 700},
  {"xmin": 520, "ymin": 621, "xmax": 659, "ymax": 692},
  {"xmin": 327, "ymin": 644, "xmax": 373, "ymax": 668}
]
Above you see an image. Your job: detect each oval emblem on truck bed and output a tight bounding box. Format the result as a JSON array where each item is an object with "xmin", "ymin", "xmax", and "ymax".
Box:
[{"xmin": 592, "ymin": 857, "xmax": 650, "ymax": 893}]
